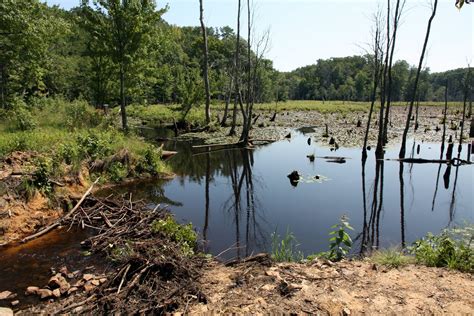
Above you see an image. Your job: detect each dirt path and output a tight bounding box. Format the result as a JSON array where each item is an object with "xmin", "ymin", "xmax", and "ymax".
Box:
[{"xmin": 190, "ymin": 259, "xmax": 474, "ymax": 314}]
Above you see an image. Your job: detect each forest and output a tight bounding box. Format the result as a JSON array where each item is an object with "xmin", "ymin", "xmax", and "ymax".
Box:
[{"xmin": 0, "ymin": 1, "xmax": 470, "ymax": 113}]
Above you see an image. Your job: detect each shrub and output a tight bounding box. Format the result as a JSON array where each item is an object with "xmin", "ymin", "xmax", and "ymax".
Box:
[
  {"xmin": 136, "ymin": 145, "xmax": 163, "ymax": 175},
  {"xmin": 64, "ymin": 100, "xmax": 102, "ymax": 129},
  {"xmin": 151, "ymin": 216, "xmax": 197, "ymax": 256},
  {"xmin": 76, "ymin": 132, "xmax": 113, "ymax": 160},
  {"xmin": 31, "ymin": 158, "xmax": 53, "ymax": 195},
  {"xmin": 409, "ymin": 226, "xmax": 473, "ymax": 273},
  {"xmin": 309, "ymin": 216, "xmax": 353, "ymax": 262},
  {"xmin": 107, "ymin": 161, "xmax": 129, "ymax": 182},
  {"xmin": 10, "ymin": 98, "xmax": 37, "ymax": 131}
]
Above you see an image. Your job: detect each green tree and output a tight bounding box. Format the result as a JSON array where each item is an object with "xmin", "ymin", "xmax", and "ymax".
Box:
[{"xmin": 81, "ymin": 0, "xmax": 165, "ymax": 130}]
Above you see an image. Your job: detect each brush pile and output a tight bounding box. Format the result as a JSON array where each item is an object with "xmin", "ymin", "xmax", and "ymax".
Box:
[{"xmin": 57, "ymin": 195, "xmax": 205, "ymax": 314}]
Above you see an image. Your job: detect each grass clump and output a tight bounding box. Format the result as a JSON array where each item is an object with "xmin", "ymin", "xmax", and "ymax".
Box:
[
  {"xmin": 409, "ymin": 225, "xmax": 473, "ymax": 273},
  {"xmin": 151, "ymin": 216, "xmax": 197, "ymax": 256},
  {"xmin": 371, "ymin": 248, "xmax": 413, "ymax": 268},
  {"xmin": 271, "ymin": 228, "xmax": 304, "ymax": 262}
]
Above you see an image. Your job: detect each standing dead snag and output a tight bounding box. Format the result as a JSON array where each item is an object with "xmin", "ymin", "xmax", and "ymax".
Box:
[
  {"xmin": 229, "ymin": 0, "xmax": 243, "ymax": 137},
  {"xmin": 399, "ymin": 0, "xmax": 438, "ymax": 158},
  {"xmin": 199, "ymin": 0, "xmax": 211, "ymax": 125}
]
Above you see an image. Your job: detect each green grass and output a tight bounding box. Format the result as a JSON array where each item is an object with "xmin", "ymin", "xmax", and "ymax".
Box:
[
  {"xmin": 271, "ymin": 228, "xmax": 304, "ymax": 262},
  {"xmin": 127, "ymin": 100, "xmax": 465, "ymax": 127},
  {"xmin": 0, "ymin": 97, "xmax": 169, "ymax": 184},
  {"xmin": 371, "ymin": 248, "xmax": 414, "ymax": 268}
]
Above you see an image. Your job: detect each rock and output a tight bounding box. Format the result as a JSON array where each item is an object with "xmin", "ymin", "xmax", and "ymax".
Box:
[
  {"xmin": 48, "ymin": 273, "xmax": 70, "ymax": 294},
  {"xmin": 83, "ymin": 282, "xmax": 96, "ymax": 293},
  {"xmin": 91, "ymin": 279, "xmax": 100, "ymax": 286},
  {"xmin": 99, "ymin": 278, "xmax": 107, "ymax": 284},
  {"xmin": 66, "ymin": 273, "xmax": 75, "ymax": 279},
  {"xmin": 67, "ymin": 287, "xmax": 78, "ymax": 296},
  {"xmin": 73, "ymin": 280, "xmax": 85, "ymax": 288},
  {"xmin": 52, "ymin": 289, "xmax": 61, "ymax": 298},
  {"xmin": 37, "ymin": 289, "xmax": 53, "ymax": 299},
  {"xmin": 83, "ymin": 273, "xmax": 95, "ymax": 281},
  {"xmin": 0, "ymin": 308, "xmax": 13, "ymax": 316},
  {"xmin": 10, "ymin": 301, "xmax": 19, "ymax": 307},
  {"xmin": 342, "ymin": 307, "xmax": 351, "ymax": 316},
  {"xmin": 0, "ymin": 291, "xmax": 12, "ymax": 300},
  {"xmin": 25, "ymin": 286, "xmax": 40, "ymax": 296}
]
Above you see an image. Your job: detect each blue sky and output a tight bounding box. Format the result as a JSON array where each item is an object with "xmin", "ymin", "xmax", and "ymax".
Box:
[{"xmin": 46, "ymin": 0, "xmax": 473, "ymax": 72}]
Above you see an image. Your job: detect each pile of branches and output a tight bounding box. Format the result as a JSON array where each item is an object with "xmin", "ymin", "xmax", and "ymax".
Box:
[{"xmin": 59, "ymin": 195, "xmax": 206, "ymax": 314}]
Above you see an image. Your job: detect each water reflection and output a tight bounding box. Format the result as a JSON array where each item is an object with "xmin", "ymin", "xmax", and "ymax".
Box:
[{"xmin": 102, "ymin": 129, "xmax": 473, "ymax": 259}]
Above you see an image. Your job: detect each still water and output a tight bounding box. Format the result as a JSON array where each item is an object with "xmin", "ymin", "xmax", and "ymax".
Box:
[{"xmin": 112, "ymin": 128, "xmax": 474, "ymax": 260}]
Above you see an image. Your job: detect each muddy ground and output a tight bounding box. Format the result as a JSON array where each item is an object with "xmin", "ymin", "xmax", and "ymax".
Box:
[{"xmin": 183, "ymin": 105, "xmax": 471, "ymax": 148}]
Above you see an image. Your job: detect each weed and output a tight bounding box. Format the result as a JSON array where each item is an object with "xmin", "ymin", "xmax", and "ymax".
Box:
[
  {"xmin": 371, "ymin": 248, "xmax": 413, "ymax": 268},
  {"xmin": 271, "ymin": 228, "xmax": 304, "ymax": 262},
  {"xmin": 151, "ymin": 216, "xmax": 197, "ymax": 256},
  {"xmin": 309, "ymin": 216, "xmax": 353, "ymax": 262},
  {"xmin": 107, "ymin": 161, "xmax": 129, "ymax": 182},
  {"xmin": 409, "ymin": 225, "xmax": 473, "ymax": 273}
]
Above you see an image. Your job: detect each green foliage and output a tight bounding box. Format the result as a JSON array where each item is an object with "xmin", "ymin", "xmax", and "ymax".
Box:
[
  {"xmin": 31, "ymin": 157, "xmax": 54, "ymax": 194},
  {"xmin": 135, "ymin": 145, "xmax": 164, "ymax": 175},
  {"xmin": 327, "ymin": 216, "xmax": 354, "ymax": 261},
  {"xmin": 9, "ymin": 98, "xmax": 37, "ymax": 131},
  {"xmin": 107, "ymin": 161, "xmax": 128, "ymax": 182},
  {"xmin": 109, "ymin": 241, "xmax": 135, "ymax": 262},
  {"xmin": 76, "ymin": 132, "xmax": 113, "ymax": 160},
  {"xmin": 409, "ymin": 225, "xmax": 473, "ymax": 273},
  {"xmin": 310, "ymin": 216, "xmax": 354, "ymax": 262},
  {"xmin": 271, "ymin": 228, "xmax": 304, "ymax": 262},
  {"xmin": 371, "ymin": 248, "xmax": 413, "ymax": 268},
  {"xmin": 151, "ymin": 216, "xmax": 197, "ymax": 256},
  {"xmin": 64, "ymin": 99, "xmax": 102, "ymax": 130}
]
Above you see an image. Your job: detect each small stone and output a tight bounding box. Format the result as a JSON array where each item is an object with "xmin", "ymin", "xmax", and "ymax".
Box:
[
  {"xmin": 66, "ymin": 273, "xmax": 74, "ymax": 280},
  {"xmin": 83, "ymin": 282, "xmax": 96, "ymax": 293},
  {"xmin": 73, "ymin": 280, "xmax": 85, "ymax": 288},
  {"xmin": 91, "ymin": 279, "xmax": 100, "ymax": 286},
  {"xmin": 67, "ymin": 287, "xmax": 78, "ymax": 296},
  {"xmin": 342, "ymin": 307, "xmax": 351, "ymax": 316},
  {"xmin": 0, "ymin": 307, "xmax": 13, "ymax": 316},
  {"xmin": 0, "ymin": 291, "xmax": 12, "ymax": 300},
  {"xmin": 25, "ymin": 287, "xmax": 39, "ymax": 296},
  {"xmin": 72, "ymin": 270, "xmax": 81, "ymax": 277},
  {"xmin": 37, "ymin": 289, "xmax": 53, "ymax": 299},
  {"xmin": 48, "ymin": 273, "xmax": 70, "ymax": 294},
  {"xmin": 10, "ymin": 301, "xmax": 19, "ymax": 307},
  {"xmin": 52, "ymin": 289, "xmax": 61, "ymax": 298},
  {"xmin": 83, "ymin": 274, "xmax": 95, "ymax": 281}
]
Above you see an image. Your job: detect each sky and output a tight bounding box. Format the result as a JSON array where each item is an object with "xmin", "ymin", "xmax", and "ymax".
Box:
[{"xmin": 46, "ymin": 0, "xmax": 473, "ymax": 73}]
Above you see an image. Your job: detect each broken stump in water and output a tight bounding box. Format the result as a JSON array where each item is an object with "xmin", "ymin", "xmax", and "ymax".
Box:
[
  {"xmin": 287, "ymin": 171, "xmax": 300, "ymax": 187},
  {"xmin": 306, "ymin": 154, "xmax": 315, "ymax": 162},
  {"xmin": 329, "ymin": 137, "xmax": 335, "ymax": 145},
  {"xmin": 307, "ymin": 138, "xmax": 311, "ymax": 145}
]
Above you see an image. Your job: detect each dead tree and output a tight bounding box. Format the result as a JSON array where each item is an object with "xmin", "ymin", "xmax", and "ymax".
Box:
[
  {"xmin": 362, "ymin": 8, "xmax": 384, "ymax": 162},
  {"xmin": 399, "ymin": 0, "xmax": 438, "ymax": 158},
  {"xmin": 229, "ymin": 0, "xmax": 243, "ymax": 136},
  {"xmin": 199, "ymin": 0, "xmax": 212, "ymax": 125},
  {"xmin": 382, "ymin": 0, "xmax": 405, "ymax": 145}
]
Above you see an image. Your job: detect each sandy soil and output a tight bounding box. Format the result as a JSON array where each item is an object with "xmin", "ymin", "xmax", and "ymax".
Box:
[{"xmin": 190, "ymin": 257, "xmax": 474, "ymax": 315}]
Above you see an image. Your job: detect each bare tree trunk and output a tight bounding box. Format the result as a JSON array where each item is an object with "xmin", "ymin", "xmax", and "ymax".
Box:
[
  {"xmin": 383, "ymin": 0, "xmax": 404, "ymax": 145},
  {"xmin": 240, "ymin": 0, "xmax": 253, "ymax": 145},
  {"xmin": 221, "ymin": 75, "xmax": 234, "ymax": 126},
  {"xmin": 119, "ymin": 64, "xmax": 127, "ymax": 131},
  {"xmin": 399, "ymin": 0, "xmax": 438, "ymax": 158},
  {"xmin": 362, "ymin": 12, "xmax": 383, "ymax": 162},
  {"xmin": 375, "ymin": 0, "xmax": 391, "ymax": 158},
  {"xmin": 459, "ymin": 69, "xmax": 469, "ymax": 153},
  {"xmin": 441, "ymin": 82, "xmax": 448, "ymax": 157},
  {"xmin": 229, "ymin": 0, "xmax": 242, "ymax": 136},
  {"xmin": 199, "ymin": 0, "xmax": 211, "ymax": 125}
]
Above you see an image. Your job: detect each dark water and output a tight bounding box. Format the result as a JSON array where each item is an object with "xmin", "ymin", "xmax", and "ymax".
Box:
[
  {"xmin": 107, "ymin": 129, "xmax": 474, "ymax": 260},
  {"xmin": 0, "ymin": 228, "xmax": 102, "ymax": 308}
]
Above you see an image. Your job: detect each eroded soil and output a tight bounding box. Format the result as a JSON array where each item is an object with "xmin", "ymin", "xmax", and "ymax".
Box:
[{"xmin": 190, "ymin": 258, "xmax": 474, "ymax": 314}]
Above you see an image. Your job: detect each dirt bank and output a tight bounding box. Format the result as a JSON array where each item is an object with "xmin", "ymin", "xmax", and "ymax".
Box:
[{"xmin": 190, "ymin": 258, "xmax": 474, "ymax": 314}]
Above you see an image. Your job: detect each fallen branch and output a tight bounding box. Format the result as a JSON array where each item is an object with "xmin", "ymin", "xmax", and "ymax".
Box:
[
  {"xmin": 387, "ymin": 157, "xmax": 472, "ymax": 166},
  {"xmin": 20, "ymin": 177, "xmax": 100, "ymax": 243}
]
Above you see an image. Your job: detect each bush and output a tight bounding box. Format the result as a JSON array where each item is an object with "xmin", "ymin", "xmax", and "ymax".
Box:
[
  {"xmin": 409, "ymin": 225, "xmax": 473, "ymax": 273},
  {"xmin": 10, "ymin": 98, "xmax": 37, "ymax": 131},
  {"xmin": 76, "ymin": 132, "xmax": 113, "ymax": 160},
  {"xmin": 64, "ymin": 100, "xmax": 102, "ymax": 129},
  {"xmin": 107, "ymin": 161, "xmax": 129, "ymax": 182},
  {"xmin": 151, "ymin": 216, "xmax": 197, "ymax": 256},
  {"xmin": 136, "ymin": 145, "xmax": 163, "ymax": 175}
]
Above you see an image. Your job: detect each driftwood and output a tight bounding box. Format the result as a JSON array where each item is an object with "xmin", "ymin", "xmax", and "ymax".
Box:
[
  {"xmin": 387, "ymin": 157, "xmax": 472, "ymax": 166},
  {"xmin": 20, "ymin": 178, "xmax": 100, "ymax": 243}
]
